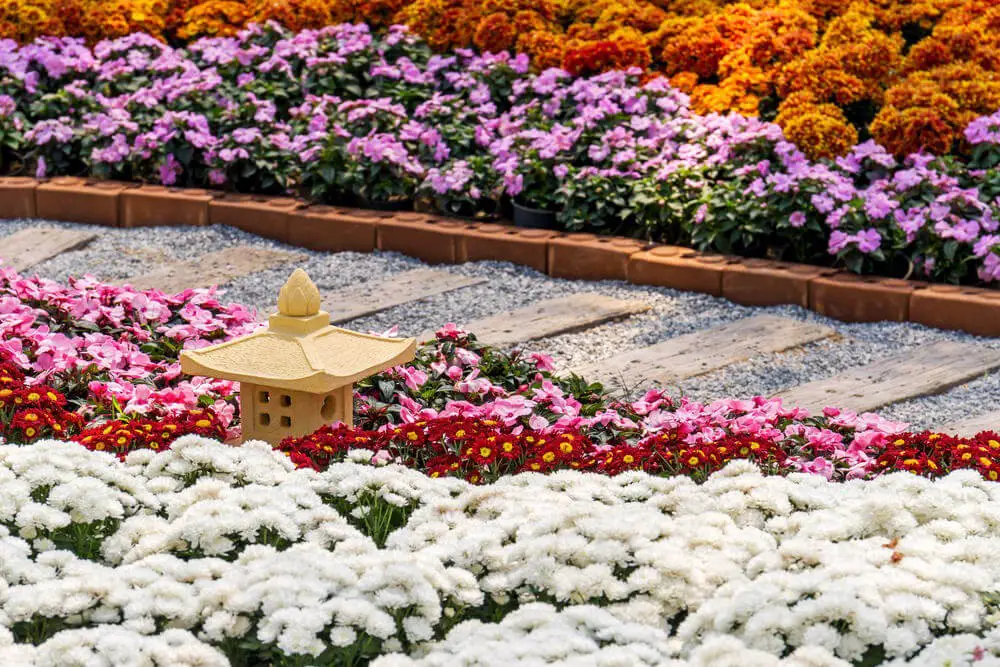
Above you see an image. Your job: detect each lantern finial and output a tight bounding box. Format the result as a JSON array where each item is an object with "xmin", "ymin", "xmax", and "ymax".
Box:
[{"xmin": 278, "ymin": 268, "xmax": 321, "ymax": 317}]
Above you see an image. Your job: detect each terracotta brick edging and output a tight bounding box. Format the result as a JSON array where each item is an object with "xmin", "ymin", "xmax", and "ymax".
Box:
[{"xmin": 3, "ymin": 179, "xmax": 1000, "ymax": 337}]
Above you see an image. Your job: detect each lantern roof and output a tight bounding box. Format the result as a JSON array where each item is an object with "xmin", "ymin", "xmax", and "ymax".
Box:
[{"xmin": 180, "ymin": 269, "xmax": 416, "ymax": 393}]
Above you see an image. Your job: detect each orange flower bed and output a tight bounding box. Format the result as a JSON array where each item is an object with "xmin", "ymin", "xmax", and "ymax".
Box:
[{"xmin": 2, "ymin": 0, "xmax": 998, "ymax": 158}]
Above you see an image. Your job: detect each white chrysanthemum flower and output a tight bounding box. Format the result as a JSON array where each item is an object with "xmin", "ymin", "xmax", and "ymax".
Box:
[
  {"xmin": 348, "ymin": 449, "xmax": 376, "ymax": 464},
  {"xmin": 30, "ymin": 627, "xmax": 229, "ymax": 666},
  {"xmin": 15, "ymin": 503, "xmax": 71, "ymax": 535},
  {"xmin": 329, "ymin": 626, "xmax": 357, "ymax": 648}
]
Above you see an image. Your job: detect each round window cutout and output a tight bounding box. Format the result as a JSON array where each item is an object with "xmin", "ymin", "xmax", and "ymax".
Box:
[{"xmin": 321, "ymin": 394, "xmax": 336, "ymax": 421}]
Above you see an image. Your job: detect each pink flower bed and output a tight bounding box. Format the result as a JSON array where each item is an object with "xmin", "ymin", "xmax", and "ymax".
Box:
[
  {"xmin": 0, "ymin": 264, "xmax": 258, "ymax": 433},
  {"xmin": 349, "ymin": 325, "xmax": 924, "ymax": 482}
]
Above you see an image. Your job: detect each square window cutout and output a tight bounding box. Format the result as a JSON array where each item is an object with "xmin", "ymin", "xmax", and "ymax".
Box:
[
  {"xmin": 280, "ymin": 416, "xmax": 291, "ymax": 427},
  {"xmin": 281, "ymin": 395, "xmax": 292, "ymax": 407},
  {"xmin": 260, "ymin": 413, "xmax": 271, "ymax": 426},
  {"xmin": 259, "ymin": 391, "xmax": 270, "ymax": 404}
]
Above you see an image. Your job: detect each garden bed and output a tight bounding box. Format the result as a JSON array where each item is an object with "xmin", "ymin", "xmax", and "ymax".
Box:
[
  {"xmin": 5, "ymin": 236, "xmax": 1000, "ymax": 665},
  {"xmin": 2, "ymin": 436, "xmax": 1000, "ymax": 665},
  {"xmin": 1, "ymin": 0, "xmax": 996, "ymax": 167},
  {"xmin": 2, "ymin": 258, "xmax": 999, "ymax": 480},
  {"xmin": 4, "ymin": 9, "xmax": 1000, "ymax": 667}
]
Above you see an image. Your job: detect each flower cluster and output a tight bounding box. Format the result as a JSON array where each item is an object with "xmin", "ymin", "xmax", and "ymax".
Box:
[
  {"xmin": 8, "ymin": 263, "xmax": 1000, "ymax": 490},
  {"xmin": 0, "ymin": 263, "xmax": 258, "ymax": 441},
  {"xmin": 348, "ymin": 323, "xmax": 1000, "ymax": 485},
  {"xmin": 3, "ymin": 25, "xmax": 1000, "ymax": 284},
  {"xmin": 72, "ymin": 407, "xmax": 228, "ymax": 457},
  {"xmin": 3, "ymin": 436, "xmax": 1000, "ymax": 664},
  {"xmin": 874, "ymin": 431, "xmax": 1000, "ymax": 481},
  {"xmin": 280, "ymin": 414, "xmax": 1000, "ymax": 485},
  {"xmin": 0, "ymin": 359, "xmax": 83, "ymax": 443}
]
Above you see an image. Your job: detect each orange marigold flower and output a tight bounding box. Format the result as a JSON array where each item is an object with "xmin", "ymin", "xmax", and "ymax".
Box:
[
  {"xmin": 690, "ymin": 79, "xmax": 760, "ymax": 116},
  {"xmin": 177, "ymin": 0, "xmax": 248, "ymax": 40},
  {"xmin": 473, "ymin": 12, "xmax": 517, "ymax": 54},
  {"xmin": 248, "ymin": 0, "xmax": 333, "ymax": 33},
  {"xmin": 871, "ymin": 76, "xmax": 972, "ymax": 157},
  {"xmin": 562, "ymin": 34, "xmax": 651, "ymax": 76},
  {"xmin": 516, "ymin": 30, "xmax": 566, "ymax": 70},
  {"xmin": 775, "ymin": 92, "xmax": 858, "ymax": 159},
  {"xmin": 659, "ymin": 7, "xmax": 755, "ymax": 79},
  {"xmin": 512, "ymin": 9, "xmax": 550, "ymax": 33},
  {"xmin": 669, "ymin": 71, "xmax": 699, "ymax": 93}
]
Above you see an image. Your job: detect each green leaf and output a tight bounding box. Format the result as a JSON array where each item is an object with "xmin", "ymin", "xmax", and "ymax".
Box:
[
  {"xmin": 377, "ymin": 380, "xmax": 395, "ymax": 402},
  {"xmin": 318, "ymin": 165, "xmax": 337, "ymax": 184}
]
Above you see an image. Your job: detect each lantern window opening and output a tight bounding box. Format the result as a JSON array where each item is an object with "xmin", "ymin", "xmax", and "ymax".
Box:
[
  {"xmin": 281, "ymin": 415, "xmax": 292, "ymax": 427},
  {"xmin": 260, "ymin": 413, "xmax": 271, "ymax": 426},
  {"xmin": 259, "ymin": 391, "xmax": 270, "ymax": 404},
  {"xmin": 321, "ymin": 395, "xmax": 336, "ymax": 420},
  {"xmin": 281, "ymin": 394, "xmax": 292, "ymax": 407}
]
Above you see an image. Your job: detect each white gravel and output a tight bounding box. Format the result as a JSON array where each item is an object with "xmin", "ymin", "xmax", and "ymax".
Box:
[{"xmin": 4, "ymin": 218, "xmax": 1000, "ymax": 432}]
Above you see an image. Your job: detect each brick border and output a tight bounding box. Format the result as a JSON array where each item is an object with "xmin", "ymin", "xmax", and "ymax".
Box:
[{"xmin": 4, "ymin": 179, "xmax": 997, "ymax": 337}]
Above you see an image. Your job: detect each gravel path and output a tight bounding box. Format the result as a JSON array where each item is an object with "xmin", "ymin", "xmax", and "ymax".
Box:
[{"xmin": 4, "ymin": 218, "xmax": 1000, "ymax": 431}]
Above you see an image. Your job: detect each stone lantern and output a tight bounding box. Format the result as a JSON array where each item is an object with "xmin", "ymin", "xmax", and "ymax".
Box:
[{"xmin": 180, "ymin": 268, "xmax": 416, "ymax": 444}]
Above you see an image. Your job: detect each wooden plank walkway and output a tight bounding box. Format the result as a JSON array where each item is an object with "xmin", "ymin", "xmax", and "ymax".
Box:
[
  {"xmin": 0, "ymin": 227, "xmax": 96, "ymax": 272},
  {"xmin": 122, "ymin": 246, "xmax": 304, "ymax": 293},
  {"xmin": 420, "ymin": 294, "xmax": 651, "ymax": 347},
  {"xmin": 939, "ymin": 412, "xmax": 1000, "ymax": 436},
  {"xmin": 778, "ymin": 341, "xmax": 1000, "ymax": 414},
  {"xmin": 328, "ymin": 269, "xmax": 486, "ymax": 323},
  {"xmin": 572, "ymin": 315, "xmax": 835, "ymax": 389}
]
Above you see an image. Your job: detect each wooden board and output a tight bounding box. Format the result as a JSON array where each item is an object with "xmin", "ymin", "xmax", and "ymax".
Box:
[
  {"xmin": 939, "ymin": 412, "xmax": 1000, "ymax": 437},
  {"xmin": 123, "ymin": 246, "xmax": 304, "ymax": 293},
  {"xmin": 778, "ymin": 341, "xmax": 1000, "ymax": 414},
  {"xmin": 573, "ymin": 315, "xmax": 835, "ymax": 388},
  {"xmin": 420, "ymin": 294, "xmax": 651, "ymax": 347},
  {"xmin": 328, "ymin": 269, "xmax": 486, "ymax": 323},
  {"xmin": 0, "ymin": 227, "xmax": 96, "ymax": 272}
]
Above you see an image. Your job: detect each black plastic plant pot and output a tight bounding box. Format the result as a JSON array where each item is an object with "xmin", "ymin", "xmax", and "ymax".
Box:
[
  {"xmin": 355, "ymin": 194, "xmax": 414, "ymax": 212},
  {"xmin": 512, "ymin": 201, "xmax": 558, "ymax": 229}
]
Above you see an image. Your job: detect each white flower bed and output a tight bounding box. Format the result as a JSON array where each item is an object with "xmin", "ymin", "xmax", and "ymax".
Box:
[{"xmin": 2, "ymin": 436, "xmax": 1000, "ymax": 666}]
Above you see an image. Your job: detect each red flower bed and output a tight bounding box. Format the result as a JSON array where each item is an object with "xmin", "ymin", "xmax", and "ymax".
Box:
[
  {"xmin": 0, "ymin": 360, "xmax": 83, "ymax": 442},
  {"xmin": 73, "ymin": 409, "xmax": 228, "ymax": 457},
  {"xmin": 2, "ymin": 355, "xmax": 228, "ymax": 456},
  {"xmin": 278, "ymin": 414, "xmax": 1000, "ymax": 484},
  {"xmin": 875, "ymin": 431, "xmax": 1000, "ymax": 481}
]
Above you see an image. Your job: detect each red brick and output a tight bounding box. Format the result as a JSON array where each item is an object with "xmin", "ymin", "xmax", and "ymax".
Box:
[
  {"xmin": 809, "ymin": 273, "xmax": 915, "ymax": 322},
  {"xmin": 377, "ymin": 214, "xmax": 472, "ymax": 264},
  {"xmin": 120, "ymin": 186, "xmax": 215, "ymax": 227},
  {"xmin": 627, "ymin": 245, "xmax": 738, "ymax": 296},
  {"xmin": 458, "ymin": 223, "xmax": 557, "ymax": 273},
  {"xmin": 0, "ymin": 177, "xmax": 37, "ymax": 219},
  {"xmin": 548, "ymin": 234, "xmax": 648, "ymax": 282},
  {"xmin": 36, "ymin": 178, "xmax": 131, "ymax": 227},
  {"xmin": 287, "ymin": 206, "xmax": 382, "ymax": 253},
  {"xmin": 723, "ymin": 259, "xmax": 833, "ymax": 308},
  {"xmin": 910, "ymin": 285, "xmax": 1000, "ymax": 337},
  {"xmin": 209, "ymin": 195, "xmax": 301, "ymax": 242}
]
